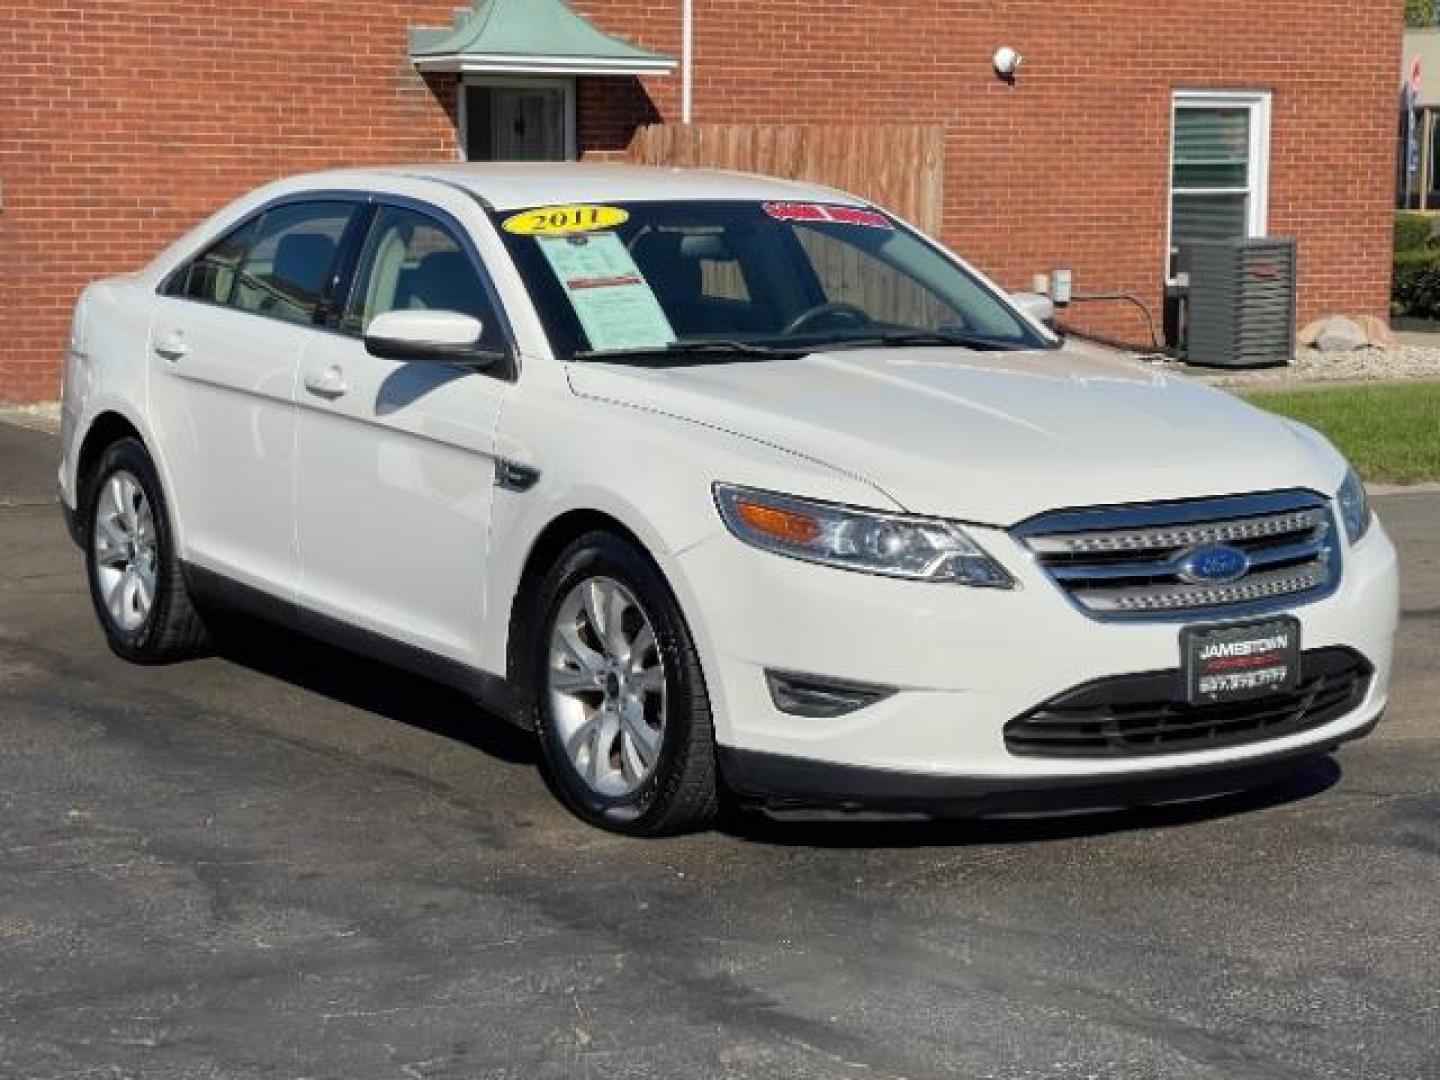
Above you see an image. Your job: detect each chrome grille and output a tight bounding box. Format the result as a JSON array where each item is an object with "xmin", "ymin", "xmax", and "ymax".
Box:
[{"xmin": 1015, "ymin": 491, "xmax": 1340, "ymax": 621}]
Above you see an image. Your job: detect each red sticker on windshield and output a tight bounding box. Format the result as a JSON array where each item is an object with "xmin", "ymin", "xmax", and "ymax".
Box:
[{"xmin": 762, "ymin": 202, "xmax": 894, "ymax": 229}]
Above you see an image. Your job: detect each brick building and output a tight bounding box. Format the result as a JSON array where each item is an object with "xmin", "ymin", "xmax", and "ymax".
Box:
[{"xmin": 0, "ymin": 0, "xmax": 1402, "ymax": 403}]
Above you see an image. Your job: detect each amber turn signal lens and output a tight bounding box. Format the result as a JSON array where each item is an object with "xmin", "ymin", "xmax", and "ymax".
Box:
[{"xmin": 734, "ymin": 499, "xmax": 821, "ymax": 545}]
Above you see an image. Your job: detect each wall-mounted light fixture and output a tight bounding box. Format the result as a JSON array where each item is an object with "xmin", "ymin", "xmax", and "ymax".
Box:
[{"xmin": 993, "ymin": 46, "xmax": 1023, "ymax": 83}]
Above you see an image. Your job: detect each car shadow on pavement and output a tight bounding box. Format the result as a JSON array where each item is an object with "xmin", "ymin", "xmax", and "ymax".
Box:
[
  {"xmin": 206, "ymin": 613, "xmax": 537, "ymax": 766},
  {"xmin": 722, "ymin": 756, "xmax": 1342, "ymax": 849},
  {"xmin": 195, "ymin": 611, "xmax": 1343, "ymax": 849}
]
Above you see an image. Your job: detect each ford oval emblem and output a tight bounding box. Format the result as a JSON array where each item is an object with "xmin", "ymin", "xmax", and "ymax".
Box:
[{"xmin": 1178, "ymin": 544, "xmax": 1251, "ymax": 586}]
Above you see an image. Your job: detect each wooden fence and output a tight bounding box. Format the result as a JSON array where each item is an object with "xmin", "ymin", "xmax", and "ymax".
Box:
[{"xmin": 626, "ymin": 123, "xmax": 945, "ymax": 236}]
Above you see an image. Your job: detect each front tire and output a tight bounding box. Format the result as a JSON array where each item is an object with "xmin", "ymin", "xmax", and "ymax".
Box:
[
  {"xmin": 528, "ymin": 531, "xmax": 719, "ymax": 836},
  {"xmin": 83, "ymin": 438, "xmax": 209, "ymax": 663}
]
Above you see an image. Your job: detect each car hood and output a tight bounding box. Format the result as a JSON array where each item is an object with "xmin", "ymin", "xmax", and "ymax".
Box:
[{"xmin": 565, "ymin": 345, "xmax": 1342, "ymax": 525}]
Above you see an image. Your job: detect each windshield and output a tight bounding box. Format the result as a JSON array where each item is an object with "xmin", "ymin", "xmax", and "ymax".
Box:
[{"xmin": 492, "ymin": 200, "xmax": 1053, "ymax": 361}]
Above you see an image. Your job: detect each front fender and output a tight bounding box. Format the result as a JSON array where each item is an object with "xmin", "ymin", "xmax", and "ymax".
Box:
[{"xmin": 480, "ymin": 385, "xmax": 895, "ymax": 742}]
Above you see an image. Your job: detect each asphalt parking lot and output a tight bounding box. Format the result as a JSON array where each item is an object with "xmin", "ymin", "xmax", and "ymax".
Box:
[{"xmin": 1, "ymin": 419, "xmax": 1437, "ymax": 1080}]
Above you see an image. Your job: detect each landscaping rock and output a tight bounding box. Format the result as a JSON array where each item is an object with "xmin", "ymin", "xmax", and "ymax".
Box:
[
  {"xmin": 1356, "ymin": 314, "xmax": 1399, "ymax": 349},
  {"xmin": 1299, "ymin": 314, "xmax": 1399, "ymax": 350},
  {"xmin": 1314, "ymin": 316, "xmax": 1369, "ymax": 353},
  {"xmin": 1298, "ymin": 318, "xmax": 1327, "ymax": 347}
]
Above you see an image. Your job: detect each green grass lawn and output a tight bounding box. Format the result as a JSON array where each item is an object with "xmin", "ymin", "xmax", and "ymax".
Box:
[{"xmin": 1243, "ymin": 381, "xmax": 1440, "ymax": 485}]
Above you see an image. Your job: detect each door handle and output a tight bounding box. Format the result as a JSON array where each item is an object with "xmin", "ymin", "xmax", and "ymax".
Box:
[
  {"xmin": 153, "ymin": 332, "xmax": 188, "ymax": 361},
  {"xmin": 303, "ymin": 365, "xmax": 348, "ymax": 399}
]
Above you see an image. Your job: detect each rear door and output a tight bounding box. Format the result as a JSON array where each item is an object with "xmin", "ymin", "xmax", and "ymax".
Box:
[
  {"xmin": 293, "ymin": 199, "xmax": 515, "ymax": 660},
  {"xmin": 148, "ymin": 198, "xmax": 363, "ymax": 594}
]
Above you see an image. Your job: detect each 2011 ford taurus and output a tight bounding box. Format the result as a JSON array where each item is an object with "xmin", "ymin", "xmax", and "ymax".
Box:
[{"xmin": 57, "ymin": 164, "xmax": 1399, "ymax": 834}]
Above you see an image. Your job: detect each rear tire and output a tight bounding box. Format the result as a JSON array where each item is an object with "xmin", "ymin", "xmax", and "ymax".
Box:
[
  {"xmin": 83, "ymin": 437, "xmax": 209, "ymax": 663},
  {"xmin": 527, "ymin": 531, "xmax": 719, "ymax": 836}
]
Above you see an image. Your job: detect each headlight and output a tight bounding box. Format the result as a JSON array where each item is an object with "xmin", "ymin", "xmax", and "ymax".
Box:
[
  {"xmin": 1336, "ymin": 466, "xmax": 1372, "ymax": 545},
  {"xmin": 714, "ymin": 484, "xmax": 1014, "ymax": 587}
]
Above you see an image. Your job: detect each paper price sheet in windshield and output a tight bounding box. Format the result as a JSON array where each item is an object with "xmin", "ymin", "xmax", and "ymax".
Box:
[{"xmin": 535, "ymin": 233, "xmax": 676, "ymax": 353}]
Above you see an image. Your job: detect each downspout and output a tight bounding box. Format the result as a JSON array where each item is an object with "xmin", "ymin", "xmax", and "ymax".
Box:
[{"xmin": 681, "ymin": 0, "xmax": 693, "ymax": 123}]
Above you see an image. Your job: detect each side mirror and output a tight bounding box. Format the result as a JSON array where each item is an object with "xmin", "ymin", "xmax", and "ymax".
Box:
[
  {"xmin": 1009, "ymin": 291, "xmax": 1056, "ymax": 327},
  {"xmin": 363, "ymin": 309, "xmax": 498, "ymax": 367}
]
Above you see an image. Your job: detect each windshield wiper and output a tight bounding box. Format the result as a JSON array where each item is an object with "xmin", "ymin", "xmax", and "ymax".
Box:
[
  {"xmin": 822, "ymin": 330, "xmax": 1021, "ymax": 352},
  {"xmin": 573, "ymin": 331, "xmax": 1021, "ymax": 365},
  {"xmin": 573, "ymin": 340, "xmax": 811, "ymax": 366}
]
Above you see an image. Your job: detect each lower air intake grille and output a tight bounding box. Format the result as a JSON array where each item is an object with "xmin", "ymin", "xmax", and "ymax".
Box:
[{"xmin": 1005, "ymin": 648, "xmax": 1371, "ymax": 759}]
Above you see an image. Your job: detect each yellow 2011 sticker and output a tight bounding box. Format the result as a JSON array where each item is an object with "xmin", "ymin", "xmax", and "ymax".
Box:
[{"xmin": 502, "ymin": 204, "xmax": 630, "ymax": 236}]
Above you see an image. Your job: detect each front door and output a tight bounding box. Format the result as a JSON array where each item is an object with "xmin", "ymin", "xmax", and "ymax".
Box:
[
  {"xmin": 464, "ymin": 81, "xmax": 571, "ymax": 161},
  {"xmin": 148, "ymin": 199, "xmax": 358, "ymax": 594},
  {"xmin": 293, "ymin": 202, "xmax": 513, "ymax": 661}
]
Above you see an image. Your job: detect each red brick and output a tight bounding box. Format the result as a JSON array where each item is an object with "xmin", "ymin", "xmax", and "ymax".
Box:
[{"xmin": 0, "ymin": 0, "xmax": 1402, "ymax": 401}]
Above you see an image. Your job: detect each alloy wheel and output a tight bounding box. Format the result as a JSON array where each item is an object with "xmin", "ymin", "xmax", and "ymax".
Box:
[
  {"xmin": 547, "ymin": 575, "xmax": 667, "ymax": 798},
  {"xmin": 92, "ymin": 471, "xmax": 158, "ymax": 633}
]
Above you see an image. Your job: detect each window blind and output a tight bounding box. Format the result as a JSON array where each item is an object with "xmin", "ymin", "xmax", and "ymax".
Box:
[{"xmin": 1172, "ymin": 108, "xmax": 1251, "ymax": 191}]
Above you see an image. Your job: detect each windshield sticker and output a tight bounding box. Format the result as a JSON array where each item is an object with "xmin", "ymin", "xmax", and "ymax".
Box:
[
  {"xmin": 502, "ymin": 204, "xmax": 630, "ymax": 236},
  {"xmin": 536, "ymin": 233, "xmax": 676, "ymax": 352},
  {"xmin": 762, "ymin": 202, "xmax": 894, "ymax": 229}
]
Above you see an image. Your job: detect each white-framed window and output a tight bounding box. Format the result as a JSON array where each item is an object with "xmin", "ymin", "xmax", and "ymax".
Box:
[
  {"xmin": 459, "ymin": 76, "xmax": 576, "ymax": 162},
  {"xmin": 1168, "ymin": 90, "xmax": 1271, "ymax": 280}
]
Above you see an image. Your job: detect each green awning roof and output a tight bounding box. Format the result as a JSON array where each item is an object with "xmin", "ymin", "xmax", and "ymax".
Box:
[{"xmin": 410, "ymin": 0, "xmax": 676, "ymax": 76}]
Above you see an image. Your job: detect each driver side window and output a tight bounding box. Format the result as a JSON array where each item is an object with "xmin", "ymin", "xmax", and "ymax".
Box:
[{"xmin": 341, "ymin": 205, "xmax": 503, "ymax": 352}]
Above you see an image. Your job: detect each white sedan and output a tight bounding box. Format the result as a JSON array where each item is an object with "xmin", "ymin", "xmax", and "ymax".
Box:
[{"xmin": 58, "ymin": 164, "xmax": 1398, "ymax": 834}]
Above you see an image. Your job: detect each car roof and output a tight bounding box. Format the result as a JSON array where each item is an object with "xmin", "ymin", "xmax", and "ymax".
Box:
[{"xmin": 293, "ymin": 163, "xmax": 869, "ymax": 212}]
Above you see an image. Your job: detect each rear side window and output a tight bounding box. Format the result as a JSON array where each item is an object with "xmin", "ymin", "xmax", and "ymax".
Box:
[
  {"xmin": 166, "ymin": 218, "xmax": 260, "ymax": 304},
  {"xmin": 229, "ymin": 202, "xmax": 355, "ymax": 326},
  {"xmin": 341, "ymin": 204, "xmax": 503, "ymax": 350}
]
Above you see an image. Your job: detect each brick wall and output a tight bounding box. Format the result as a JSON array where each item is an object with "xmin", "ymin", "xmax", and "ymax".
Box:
[
  {"xmin": 0, "ymin": 0, "xmax": 1401, "ymax": 402},
  {"xmin": 668, "ymin": 0, "xmax": 1402, "ymax": 347}
]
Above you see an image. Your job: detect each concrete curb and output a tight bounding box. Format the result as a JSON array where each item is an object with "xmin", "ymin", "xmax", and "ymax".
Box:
[
  {"xmin": 1370, "ymin": 482, "xmax": 1440, "ymax": 496},
  {"xmin": 1136, "ymin": 362, "xmax": 1440, "ymax": 393},
  {"xmin": 1224, "ymin": 375, "xmax": 1440, "ymax": 394},
  {"xmin": 0, "ymin": 404, "xmax": 61, "ymax": 435}
]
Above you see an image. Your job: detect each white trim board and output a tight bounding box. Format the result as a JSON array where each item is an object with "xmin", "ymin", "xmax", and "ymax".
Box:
[
  {"xmin": 1166, "ymin": 89, "xmax": 1273, "ymax": 285},
  {"xmin": 416, "ymin": 54, "xmax": 675, "ymax": 76}
]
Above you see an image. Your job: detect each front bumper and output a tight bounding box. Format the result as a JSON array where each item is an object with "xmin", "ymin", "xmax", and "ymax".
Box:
[
  {"xmin": 720, "ymin": 713, "xmax": 1378, "ymax": 813},
  {"xmin": 674, "ymin": 513, "xmax": 1399, "ymax": 800}
]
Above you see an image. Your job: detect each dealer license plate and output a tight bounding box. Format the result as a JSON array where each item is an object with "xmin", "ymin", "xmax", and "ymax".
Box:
[{"xmin": 1181, "ymin": 617, "xmax": 1301, "ymax": 705}]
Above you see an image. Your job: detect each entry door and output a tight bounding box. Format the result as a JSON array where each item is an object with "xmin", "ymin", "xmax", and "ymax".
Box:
[
  {"xmin": 148, "ymin": 200, "xmax": 358, "ymax": 594},
  {"xmin": 464, "ymin": 81, "xmax": 572, "ymax": 161},
  {"xmin": 293, "ymin": 203, "xmax": 513, "ymax": 661}
]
